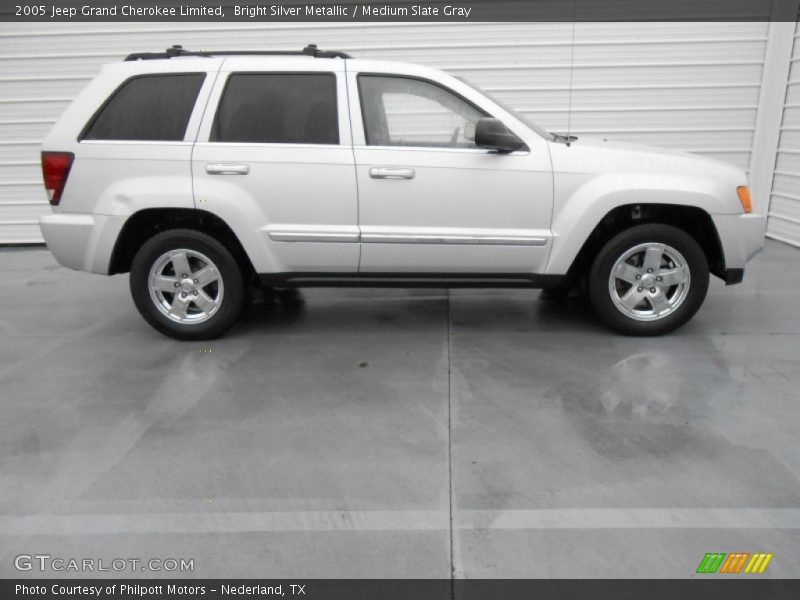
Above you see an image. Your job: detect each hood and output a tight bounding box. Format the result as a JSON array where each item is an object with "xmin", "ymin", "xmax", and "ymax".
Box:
[
  {"xmin": 556, "ymin": 136, "xmax": 746, "ymax": 184},
  {"xmin": 547, "ymin": 135, "xmax": 750, "ymax": 216}
]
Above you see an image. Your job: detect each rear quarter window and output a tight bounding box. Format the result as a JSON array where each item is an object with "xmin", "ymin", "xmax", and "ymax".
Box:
[{"xmin": 81, "ymin": 73, "xmax": 206, "ymax": 142}]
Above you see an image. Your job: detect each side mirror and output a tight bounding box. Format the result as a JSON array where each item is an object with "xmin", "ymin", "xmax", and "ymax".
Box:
[
  {"xmin": 474, "ymin": 118, "xmax": 527, "ymax": 153},
  {"xmin": 464, "ymin": 121, "xmax": 476, "ymax": 142}
]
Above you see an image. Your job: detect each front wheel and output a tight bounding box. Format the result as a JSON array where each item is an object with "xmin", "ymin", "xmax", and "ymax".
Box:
[
  {"xmin": 588, "ymin": 224, "xmax": 709, "ymax": 336},
  {"xmin": 130, "ymin": 229, "xmax": 245, "ymax": 340}
]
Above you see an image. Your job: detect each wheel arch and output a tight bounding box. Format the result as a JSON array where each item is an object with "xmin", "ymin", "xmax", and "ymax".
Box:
[
  {"xmin": 556, "ymin": 203, "xmax": 726, "ymax": 282},
  {"xmin": 109, "ymin": 208, "xmax": 257, "ymax": 280}
]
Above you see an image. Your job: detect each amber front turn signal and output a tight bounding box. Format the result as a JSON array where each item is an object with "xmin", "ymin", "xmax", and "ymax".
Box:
[{"xmin": 737, "ymin": 186, "xmax": 752, "ymax": 214}]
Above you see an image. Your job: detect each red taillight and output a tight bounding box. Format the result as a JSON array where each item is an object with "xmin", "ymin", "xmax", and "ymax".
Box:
[{"xmin": 41, "ymin": 151, "xmax": 74, "ymax": 206}]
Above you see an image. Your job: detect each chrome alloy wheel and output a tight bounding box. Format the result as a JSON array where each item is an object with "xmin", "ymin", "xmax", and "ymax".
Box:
[
  {"xmin": 608, "ymin": 242, "xmax": 691, "ymax": 321},
  {"xmin": 148, "ymin": 249, "xmax": 224, "ymax": 324}
]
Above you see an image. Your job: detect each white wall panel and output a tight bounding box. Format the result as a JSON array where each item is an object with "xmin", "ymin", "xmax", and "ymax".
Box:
[
  {"xmin": 0, "ymin": 21, "xmax": 770, "ymax": 243},
  {"xmin": 768, "ymin": 23, "xmax": 800, "ymax": 246}
]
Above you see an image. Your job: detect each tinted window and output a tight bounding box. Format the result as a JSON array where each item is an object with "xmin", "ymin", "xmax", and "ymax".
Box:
[
  {"xmin": 212, "ymin": 73, "xmax": 338, "ymax": 144},
  {"xmin": 358, "ymin": 75, "xmax": 486, "ymax": 148},
  {"xmin": 83, "ymin": 74, "xmax": 205, "ymax": 141}
]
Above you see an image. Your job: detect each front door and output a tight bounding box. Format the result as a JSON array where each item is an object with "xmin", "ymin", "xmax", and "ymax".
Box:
[{"xmin": 347, "ymin": 71, "xmax": 553, "ymax": 275}]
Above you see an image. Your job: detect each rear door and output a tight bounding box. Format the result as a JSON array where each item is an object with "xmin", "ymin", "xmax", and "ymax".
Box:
[{"xmin": 192, "ymin": 57, "xmax": 358, "ymax": 274}]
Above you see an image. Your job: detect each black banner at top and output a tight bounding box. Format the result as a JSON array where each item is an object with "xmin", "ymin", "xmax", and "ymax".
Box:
[{"xmin": 1, "ymin": 0, "xmax": 799, "ymax": 22}]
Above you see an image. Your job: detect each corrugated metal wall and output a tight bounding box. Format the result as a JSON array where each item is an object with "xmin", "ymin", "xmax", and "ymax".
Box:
[
  {"xmin": 0, "ymin": 22, "xmax": 770, "ymax": 243},
  {"xmin": 768, "ymin": 21, "xmax": 800, "ymax": 246}
]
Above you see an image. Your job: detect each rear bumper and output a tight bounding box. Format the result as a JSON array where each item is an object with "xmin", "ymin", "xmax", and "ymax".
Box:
[
  {"xmin": 39, "ymin": 213, "xmax": 125, "ymax": 274},
  {"xmin": 711, "ymin": 212, "xmax": 766, "ymax": 284}
]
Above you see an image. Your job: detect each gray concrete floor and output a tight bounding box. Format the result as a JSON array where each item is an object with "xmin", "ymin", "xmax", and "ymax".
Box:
[{"xmin": 0, "ymin": 240, "xmax": 799, "ymax": 579}]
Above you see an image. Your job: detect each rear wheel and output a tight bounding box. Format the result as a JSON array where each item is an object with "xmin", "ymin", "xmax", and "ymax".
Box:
[
  {"xmin": 130, "ymin": 229, "xmax": 244, "ymax": 340},
  {"xmin": 588, "ymin": 224, "xmax": 709, "ymax": 336}
]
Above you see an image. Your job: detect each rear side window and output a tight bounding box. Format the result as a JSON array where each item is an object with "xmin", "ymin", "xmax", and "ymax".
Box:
[
  {"xmin": 82, "ymin": 73, "xmax": 205, "ymax": 142},
  {"xmin": 211, "ymin": 73, "xmax": 338, "ymax": 144}
]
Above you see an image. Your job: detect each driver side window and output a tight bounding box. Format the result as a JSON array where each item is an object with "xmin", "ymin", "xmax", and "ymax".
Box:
[{"xmin": 358, "ymin": 75, "xmax": 487, "ymax": 148}]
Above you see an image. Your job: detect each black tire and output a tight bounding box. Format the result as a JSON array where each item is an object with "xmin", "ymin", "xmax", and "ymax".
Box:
[
  {"xmin": 130, "ymin": 229, "xmax": 245, "ymax": 340},
  {"xmin": 588, "ymin": 223, "xmax": 709, "ymax": 336}
]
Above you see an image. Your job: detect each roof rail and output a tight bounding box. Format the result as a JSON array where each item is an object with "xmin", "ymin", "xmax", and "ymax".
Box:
[{"xmin": 124, "ymin": 44, "xmax": 352, "ymax": 62}]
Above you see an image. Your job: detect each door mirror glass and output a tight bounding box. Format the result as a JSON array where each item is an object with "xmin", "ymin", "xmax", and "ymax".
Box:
[
  {"xmin": 464, "ymin": 121, "xmax": 476, "ymax": 142},
  {"xmin": 474, "ymin": 118, "xmax": 527, "ymax": 153}
]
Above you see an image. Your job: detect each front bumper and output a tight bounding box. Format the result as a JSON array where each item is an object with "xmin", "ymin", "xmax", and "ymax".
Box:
[
  {"xmin": 39, "ymin": 213, "xmax": 125, "ymax": 274},
  {"xmin": 711, "ymin": 212, "xmax": 767, "ymax": 284},
  {"xmin": 722, "ymin": 268, "xmax": 745, "ymax": 285}
]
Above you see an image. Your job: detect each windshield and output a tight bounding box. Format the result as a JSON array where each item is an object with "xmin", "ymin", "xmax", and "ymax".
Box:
[{"xmin": 457, "ymin": 77, "xmax": 554, "ymax": 141}]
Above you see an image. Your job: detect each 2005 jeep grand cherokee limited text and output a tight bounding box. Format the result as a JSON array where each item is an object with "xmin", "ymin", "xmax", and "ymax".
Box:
[{"xmin": 39, "ymin": 44, "xmax": 766, "ymax": 340}]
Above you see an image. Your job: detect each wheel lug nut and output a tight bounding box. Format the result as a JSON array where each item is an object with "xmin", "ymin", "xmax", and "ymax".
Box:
[
  {"xmin": 647, "ymin": 268, "xmax": 653, "ymax": 273},
  {"xmin": 193, "ymin": 290, "xmax": 198, "ymax": 296},
  {"xmin": 635, "ymin": 274, "xmax": 641, "ymax": 280},
  {"xmin": 193, "ymin": 278, "xmax": 199, "ymax": 284},
  {"xmin": 181, "ymin": 292, "xmax": 186, "ymax": 298},
  {"xmin": 181, "ymin": 274, "xmax": 188, "ymax": 279},
  {"xmin": 656, "ymin": 276, "xmax": 662, "ymax": 282},
  {"xmin": 174, "ymin": 282, "xmax": 180, "ymax": 288},
  {"xmin": 637, "ymin": 286, "xmax": 643, "ymax": 292},
  {"xmin": 650, "ymin": 287, "xmax": 656, "ymax": 293}
]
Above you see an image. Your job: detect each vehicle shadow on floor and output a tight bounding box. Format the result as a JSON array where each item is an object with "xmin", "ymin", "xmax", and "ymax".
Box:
[{"xmin": 236, "ymin": 286, "xmax": 608, "ymax": 336}]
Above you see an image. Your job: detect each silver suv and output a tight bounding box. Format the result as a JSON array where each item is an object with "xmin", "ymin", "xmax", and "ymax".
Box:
[{"xmin": 39, "ymin": 45, "xmax": 766, "ymax": 340}]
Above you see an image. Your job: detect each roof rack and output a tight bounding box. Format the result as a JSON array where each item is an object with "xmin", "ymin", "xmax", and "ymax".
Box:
[{"xmin": 124, "ymin": 44, "xmax": 352, "ymax": 62}]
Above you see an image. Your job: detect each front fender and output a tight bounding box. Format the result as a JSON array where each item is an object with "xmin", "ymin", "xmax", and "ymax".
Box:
[{"xmin": 545, "ymin": 173, "xmax": 725, "ymax": 275}]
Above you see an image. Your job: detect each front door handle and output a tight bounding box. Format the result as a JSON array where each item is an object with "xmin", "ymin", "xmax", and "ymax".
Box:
[
  {"xmin": 369, "ymin": 167, "xmax": 415, "ymax": 180},
  {"xmin": 206, "ymin": 163, "xmax": 250, "ymax": 175}
]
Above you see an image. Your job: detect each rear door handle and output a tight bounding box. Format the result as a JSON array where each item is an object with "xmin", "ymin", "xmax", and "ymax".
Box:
[
  {"xmin": 369, "ymin": 167, "xmax": 415, "ymax": 180},
  {"xmin": 206, "ymin": 163, "xmax": 250, "ymax": 175}
]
